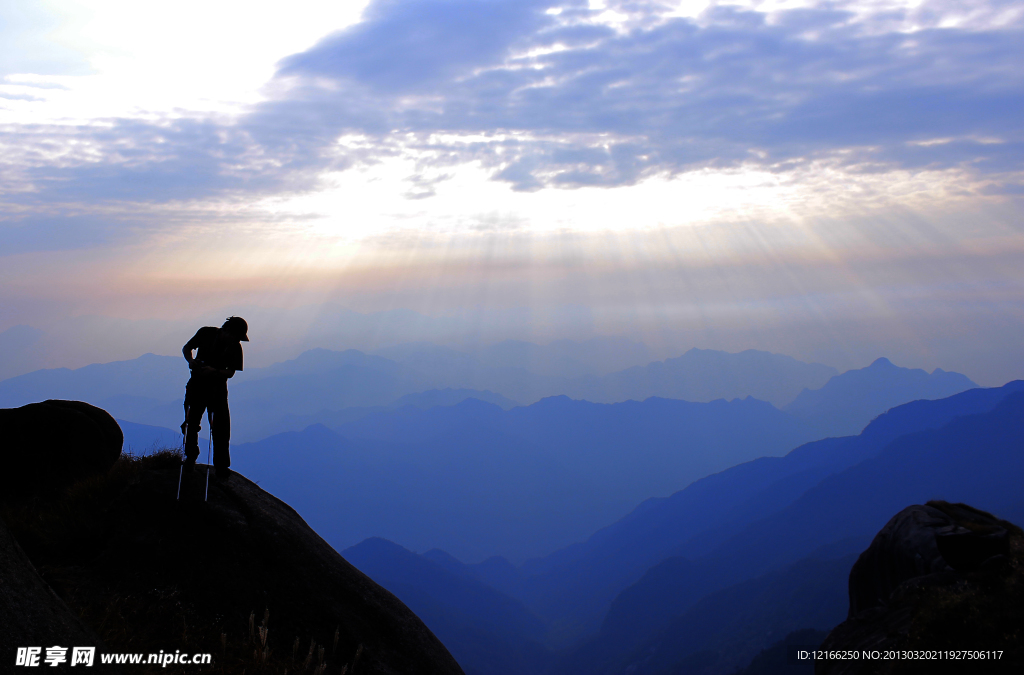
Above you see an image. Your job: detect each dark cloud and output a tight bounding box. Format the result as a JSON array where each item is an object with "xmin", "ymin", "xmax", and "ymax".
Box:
[
  {"xmin": 262, "ymin": 0, "xmax": 1024, "ymax": 189},
  {"xmin": 0, "ymin": 113, "xmax": 347, "ymax": 216},
  {"xmin": 7, "ymin": 120, "xmax": 247, "ymax": 203},
  {"xmin": 279, "ymin": 0, "xmax": 564, "ymax": 92}
]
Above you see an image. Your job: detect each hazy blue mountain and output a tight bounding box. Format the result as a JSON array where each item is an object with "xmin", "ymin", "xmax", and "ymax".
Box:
[
  {"xmin": 474, "ymin": 337, "xmax": 653, "ymax": 378},
  {"xmin": 375, "ymin": 336, "xmax": 652, "ymax": 381},
  {"xmin": 371, "ymin": 341, "xmax": 565, "ymax": 404},
  {"xmin": 229, "ymin": 349, "xmax": 428, "ymax": 416},
  {"xmin": 373, "ymin": 343, "xmax": 840, "ymax": 406},
  {"xmin": 0, "ymin": 347, "xmax": 435, "ymax": 441},
  {"xmin": 149, "ymin": 349, "xmax": 431, "ymax": 441},
  {"xmin": 103, "ymin": 396, "xmax": 376, "ymax": 443},
  {"xmin": 95, "ymin": 394, "xmax": 185, "ymax": 431},
  {"xmin": 237, "ymin": 347, "xmax": 407, "ymax": 382},
  {"xmin": 562, "ymin": 552, "xmax": 857, "ymax": 675},
  {"xmin": 567, "ymin": 348, "xmax": 837, "ymax": 408},
  {"xmin": 784, "ymin": 357, "xmax": 977, "ymax": 436},
  {"xmin": 704, "ymin": 390, "xmax": 1024, "ymax": 583},
  {"xmin": 0, "ymin": 348, "xmax": 429, "ymax": 439},
  {"xmin": 0, "ymin": 352, "xmax": 187, "ymax": 408},
  {"xmin": 507, "ymin": 381, "xmax": 1024, "ymax": 642},
  {"xmin": 0, "ymin": 324, "xmax": 44, "ymax": 351},
  {"xmin": 0, "ymin": 345, "xmax": 516, "ymax": 442},
  {"xmin": 233, "ymin": 417, "xmax": 587, "ymax": 563},
  {"xmin": 390, "ymin": 388, "xmax": 519, "ymax": 410},
  {"xmin": 118, "ymin": 419, "xmax": 186, "ymax": 454},
  {"xmin": 233, "ymin": 396, "xmax": 820, "ymax": 563},
  {"xmin": 240, "ymin": 406, "xmax": 388, "ymax": 440},
  {"xmin": 337, "ymin": 395, "xmax": 816, "ymax": 484},
  {"xmin": 0, "ymin": 344, "xmax": 573, "ymax": 436},
  {"xmin": 236, "ymin": 388, "xmax": 518, "ymax": 441},
  {"xmin": 0, "ymin": 305, "xmax": 470, "ymax": 382},
  {"xmin": 422, "ymin": 549, "xmax": 526, "ymax": 600},
  {"xmin": 0, "ymin": 344, "xmax": 974, "ymax": 447},
  {"xmin": 573, "ymin": 391, "xmax": 1024, "ymax": 675},
  {"xmin": 342, "ymin": 538, "xmax": 553, "ymax": 675},
  {"xmin": 550, "ymin": 387, "xmax": 1024, "ymax": 673},
  {"xmin": 372, "ymin": 341, "xmax": 482, "ymax": 367},
  {"xmin": 334, "ymin": 395, "xmax": 819, "ymax": 551}
]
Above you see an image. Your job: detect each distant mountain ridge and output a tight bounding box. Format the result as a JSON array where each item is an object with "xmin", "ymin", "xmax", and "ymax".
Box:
[
  {"xmin": 567, "ymin": 348, "xmax": 837, "ymax": 408},
  {"xmin": 376, "ymin": 337, "xmax": 652, "ymax": 379},
  {"xmin": 0, "ymin": 344, "xmax": 970, "ymax": 444},
  {"xmin": 785, "ymin": 357, "xmax": 977, "ymax": 436},
  {"xmin": 374, "ymin": 344, "xmax": 839, "ymax": 408},
  {"xmin": 0, "ymin": 352, "xmax": 188, "ymax": 408}
]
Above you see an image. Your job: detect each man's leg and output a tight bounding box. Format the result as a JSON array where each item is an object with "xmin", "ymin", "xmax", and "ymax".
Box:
[
  {"xmin": 210, "ymin": 395, "xmax": 231, "ymax": 476},
  {"xmin": 183, "ymin": 381, "xmax": 207, "ymax": 471}
]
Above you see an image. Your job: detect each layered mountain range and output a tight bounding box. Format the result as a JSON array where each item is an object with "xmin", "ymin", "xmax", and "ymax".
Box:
[
  {"xmin": 1, "ymin": 340, "xmax": 1001, "ymax": 675},
  {"xmin": 344, "ymin": 382, "xmax": 1024, "ymax": 675},
  {"xmin": 0, "ymin": 341, "xmax": 972, "ymax": 445}
]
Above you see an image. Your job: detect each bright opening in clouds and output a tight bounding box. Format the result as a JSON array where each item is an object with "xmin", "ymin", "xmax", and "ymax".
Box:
[{"xmin": 1, "ymin": 0, "xmax": 1022, "ymax": 383}]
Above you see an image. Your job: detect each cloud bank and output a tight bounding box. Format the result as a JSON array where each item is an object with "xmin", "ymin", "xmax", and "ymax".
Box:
[{"xmin": 1, "ymin": 0, "xmax": 1021, "ymax": 226}]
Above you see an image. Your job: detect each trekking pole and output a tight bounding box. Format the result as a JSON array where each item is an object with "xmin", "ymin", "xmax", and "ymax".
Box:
[
  {"xmin": 178, "ymin": 384, "xmax": 190, "ymax": 501},
  {"xmin": 204, "ymin": 409, "xmax": 213, "ymax": 501},
  {"xmin": 176, "ymin": 432, "xmax": 185, "ymax": 500}
]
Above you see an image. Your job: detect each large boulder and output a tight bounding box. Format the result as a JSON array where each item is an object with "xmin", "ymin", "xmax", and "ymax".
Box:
[
  {"xmin": 0, "ymin": 400, "xmax": 122, "ymax": 501},
  {"xmin": 846, "ymin": 504, "xmax": 953, "ymax": 617},
  {"xmin": 846, "ymin": 502, "xmax": 1009, "ymax": 617},
  {"xmin": 818, "ymin": 501, "xmax": 1022, "ymax": 674}
]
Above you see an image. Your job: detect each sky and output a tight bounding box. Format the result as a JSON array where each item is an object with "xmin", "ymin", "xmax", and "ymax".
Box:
[{"xmin": 1, "ymin": 0, "xmax": 1022, "ymax": 384}]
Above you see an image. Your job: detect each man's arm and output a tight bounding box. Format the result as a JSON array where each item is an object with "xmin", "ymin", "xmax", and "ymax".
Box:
[{"xmin": 182, "ymin": 333, "xmax": 200, "ymax": 367}]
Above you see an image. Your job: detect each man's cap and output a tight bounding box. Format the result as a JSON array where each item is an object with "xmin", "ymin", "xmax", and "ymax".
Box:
[{"xmin": 223, "ymin": 316, "xmax": 249, "ymax": 341}]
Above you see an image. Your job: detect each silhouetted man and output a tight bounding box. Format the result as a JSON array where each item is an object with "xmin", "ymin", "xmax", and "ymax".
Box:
[{"xmin": 181, "ymin": 316, "xmax": 248, "ymax": 479}]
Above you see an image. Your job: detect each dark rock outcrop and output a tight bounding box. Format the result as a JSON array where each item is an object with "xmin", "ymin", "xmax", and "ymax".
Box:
[
  {"xmin": 818, "ymin": 501, "xmax": 1023, "ymax": 674},
  {"xmin": 0, "ymin": 518, "xmax": 115, "ymax": 672},
  {"xmin": 2, "ymin": 451, "xmax": 463, "ymax": 675},
  {"xmin": 0, "ymin": 400, "xmax": 123, "ymax": 501},
  {"xmin": 845, "ymin": 504, "xmax": 958, "ymax": 616}
]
